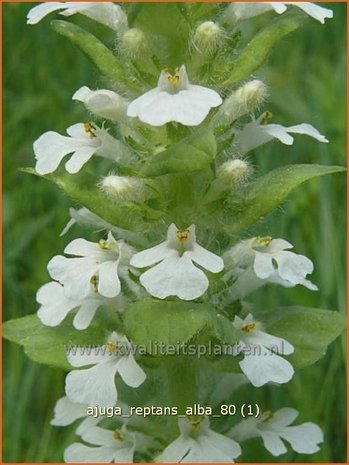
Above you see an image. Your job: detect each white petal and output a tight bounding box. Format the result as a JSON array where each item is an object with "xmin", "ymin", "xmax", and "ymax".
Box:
[
  {"xmin": 244, "ymin": 330, "xmax": 294, "ymax": 355},
  {"xmin": 254, "ymin": 252, "xmax": 275, "ymax": 279},
  {"xmin": 65, "ymin": 145, "xmax": 98, "ymax": 173},
  {"xmin": 36, "ymin": 281, "xmax": 78, "ymax": 326},
  {"xmin": 270, "ymin": 2, "xmax": 288, "ymax": 14},
  {"xmin": 280, "ymin": 423, "xmax": 323, "ymax": 453},
  {"xmin": 67, "ymin": 345, "xmax": 111, "ymax": 368},
  {"xmin": 287, "ymin": 123, "xmax": 329, "ymax": 142},
  {"xmin": 127, "ymin": 88, "xmax": 162, "ymax": 118},
  {"xmin": 66, "ymin": 122, "xmax": 90, "ymax": 139},
  {"xmin": 74, "ymin": 87, "xmax": 128, "ymax": 121},
  {"xmin": 27, "ymin": 2, "xmax": 65, "ymax": 24},
  {"xmin": 270, "ymin": 408, "xmax": 299, "ymax": 428},
  {"xmin": 184, "ymin": 436, "xmax": 235, "ymax": 463},
  {"xmin": 47, "ymin": 255, "xmax": 98, "ymax": 300},
  {"xmin": 128, "ymin": 86, "xmax": 221, "ymax": 126},
  {"xmin": 276, "ymin": 251, "xmax": 314, "ymax": 283},
  {"xmin": 288, "ymin": 2, "xmax": 333, "ymax": 23},
  {"xmin": 60, "ymin": 217, "xmax": 76, "ymax": 237},
  {"xmin": 73, "ymin": 299, "xmax": 101, "ymax": 330},
  {"xmin": 33, "ymin": 131, "xmax": 82, "ymax": 175},
  {"xmin": 98, "ymin": 260, "xmax": 121, "ymax": 298},
  {"xmin": 261, "ymin": 124, "xmax": 294, "ymax": 145},
  {"xmin": 65, "ymin": 359, "xmax": 119, "ymax": 407},
  {"xmin": 205, "ymin": 430, "xmax": 241, "ymax": 459},
  {"xmin": 76, "ymin": 416, "xmax": 101, "ymax": 436},
  {"xmin": 116, "ymin": 355, "xmax": 146, "ymax": 388},
  {"xmin": 82, "ymin": 426, "xmax": 116, "ymax": 447},
  {"xmin": 130, "ymin": 242, "xmax": 175, "ymax": 268},
  {"xmin": 50, "ymin": 396, "xmax": 87, "ymax": 427},
  {"xmin": 64, "ymin": 238, "xmax": 102, "ymax": 258},
  {"xmin": 266, "ymin": 238, "xmax": 293, "ymax": 253},
  {"xmin": 60, "ymin": 3, "xmax": 126, "ymax": 31},
  {"xmin": 259, "ymin": 430, "xmax": 288, "ymax": 456},
  {"xmin": 228, "ymin": 2, "xmax": 275, "ymax": 20},
  {"xmin": 162, "ymin": 437, "xmax": 193, "ymax": 462},
  {"xmin": 187, "ymin": 244, "xmax": 224, "ymax": 273},
  {"xmin": 140, "ymin": 254, "xmax": 209, "ymax": 300},
  {"xmin": 239, "ymin": 349, "xmax": 294, "ymax": 387},
  {"xmin": 64, "ymin": 443, "xmax": 116, "ymax": 463}
]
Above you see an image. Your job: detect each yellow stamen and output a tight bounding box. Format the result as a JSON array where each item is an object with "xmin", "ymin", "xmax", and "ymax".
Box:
[
  {"xmin": 113, "ymin": 430, "xmax": 124, "ymax": 441},
  {"xmin": 255, "ymin": 236, "xmax": 273, "ymax": 247},
  {"xmin": 168, "ymin": 75, "xmax": 180, "ymax": 85},
  {"xmin": 187, "ymin": 415, "xmax": 205, "ymax": 431},
  {"xmin": 84, "ymin": 122, "xmax": 96, "ymax": 139},
  {"xmin": 260, "ymin": 111, "xmax": 273, "ymax": 125},
  {"xmin": 90, "ymin": 276, "xmax": 98, "ymax": 293},
  {"xmin": 99, "ymin": 239, "xmax": 109, "ymax": 250},
  {"xmin": 107, "ymin": 342, "xmax": 118, "ymax": 352},
  {"xmin": 176, "ymin": 229, "xmax": 190, "ymax": 244},
  {"xmin": 242, "ymin": 323, "xmax": 256, "ymax": 333}
]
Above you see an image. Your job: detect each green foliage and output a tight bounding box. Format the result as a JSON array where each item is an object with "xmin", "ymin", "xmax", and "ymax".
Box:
[
  {"xmin": 264, "ymin": 306, "xmax": 346, "ymax": 368},
  {"xmin": 2, "ymin": 314, "xmax": 106, "ymax": 370},
  {"xmin": 22, "ymin": 168, "xmax": 163, "ymax": 232},
  {"xmin": 124, "ymin": 298, "xmax": 237, "ymax": 354},
  {"xmin": 141, "ymin": 129, "xmax": 217, "ymax": 177},
  {"xmin": 51, "ymin": 20, "xmax": 137, "ymax": 91},
  {"xmin": 220, "ymin": 164, "xmax": 346, "ymax": 233},
  {"xmin": 222, "ymin": 11, "xmax": 308, "ymax": 88}
]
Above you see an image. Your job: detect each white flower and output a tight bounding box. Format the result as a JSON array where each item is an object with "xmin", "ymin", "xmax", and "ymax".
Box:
[
  {"xmin": 130, "ymin": 224, "xmax": 224, "ymax": 300},
  {"xmin": 36, "ymin": 281, "xmax": 127, "ymax": 330},
  {"xmin": 224, "ymin": 236, "xmax": 318, "ymax": 298},
  {"xmin": 233, "ymin": 314, "xmax": 294, "ymax": 387},
  {"xmin": 47, "ymin": 232, "xmax": 128, "ymax": 300},
  {"xmin": 64, "ymin": 425, "xmax": 135, "ymax": 463},
  {"xmin": 127, "ymin": 65, "xmax": 222, "ymax": 126},
  {"xmin": 162, "ymin": 416, "xmax": 241, "ymax": 462},
  {"xmin": 60, "ymin": 207, "xmax": 116, "ymax": 237},
  {"xmin": 51, "ymin": 396, "xmax": 101, "ymax": 436},
  {"xmin": 230, "ymin": 408, "xmax": 323, "ymax": 456},
  {"xmin": 226, "ymin": 2, "xmax": 333, "ymax": 24},
  {"xmin": 65, "ymin": 331, "xmax": 146, "ymax": 407},
  {"xmin": 27, "ymin": 2, "xmax": 127, "ymax": 30},
  {"xmin": 73, "ymin": 86, "xmax": 129, "ymax": 122},
  {"xmin": 60, "ymin": 207, "xmax": 146, "ymax": 248},
  {"xmin": 33, "ymin": 123, "xmax": 122, "ymax": 174},
  {"xmin": 234, "ymin": 112, "xmax": 328, "ymax": 155}
]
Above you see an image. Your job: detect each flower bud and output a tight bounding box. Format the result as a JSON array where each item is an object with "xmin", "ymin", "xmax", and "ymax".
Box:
[
  {"xmin": 100, "ymin": 175, "xmax": 148, "ymax": 202},
  {"xmin": 203, "ymin": 159, "xmax": 252, "ymax": 204},
  {"xmin": 120, "ymin": 28, "xmax": 150, "ymax": 59},
  {"xmin": 214, "ymin": 80, "xmax": 268, "ymax": 126},
  {"xmin": 217, "ymin": 159, "xmax": 252, "ymax": 184},
  {"xmin": 192, "ymin": 21, "xmax": 223, "ymax": 55},
  {"xmin": 73, "ymin": 86, "xmax": 128, "ymax": 122}
]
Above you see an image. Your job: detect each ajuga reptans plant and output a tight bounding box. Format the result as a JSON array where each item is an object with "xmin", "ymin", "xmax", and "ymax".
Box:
[{"xmin": 4, "ymin": 2, "xmax": 346, "ymax": 463}]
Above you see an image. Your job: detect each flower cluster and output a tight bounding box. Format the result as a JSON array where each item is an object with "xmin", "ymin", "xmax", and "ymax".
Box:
[{"xmin": 16, "ymin": 1, "xmax": 343, "ymax": 462}]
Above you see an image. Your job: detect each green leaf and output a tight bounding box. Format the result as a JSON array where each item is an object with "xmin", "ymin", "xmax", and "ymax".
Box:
[
  {"xmin": 141, "ymin": 130, "xmax": 217, "ymax": 178},
  {"xmin": 124, "ymin": 298, "xmax": 237, "ymax": 355},
  {"xmin": 221, "ymin": 164, "xmax": 346, "ymax": 233},
  {"xmin": 21, "ymin": 168, "xmax": 163, "ymax": 232},
  {"xmin": 222, "ymin": 11, "xmax": 308, "ymax": 88},
  {"xmin": 263, "ymin": 306, "xmax": 346, "ymax": 368},
  {"xmin": 3, "ymin": 314, "xmax": 108, "ymax": 370},
  {"xmin": 51, "ymin": 20, "xmax": 138, "ymax": 92}
]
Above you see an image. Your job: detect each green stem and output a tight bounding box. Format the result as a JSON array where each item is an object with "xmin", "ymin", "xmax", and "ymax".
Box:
[{"xmin": 166, "ymin": 356, "xmax": 198, "ymax": 415}]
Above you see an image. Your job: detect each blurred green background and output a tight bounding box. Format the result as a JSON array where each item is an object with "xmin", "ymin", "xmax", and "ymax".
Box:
[{"xmin": 3, "ymin": 2, "xmax": 346, "ymax": 462}]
